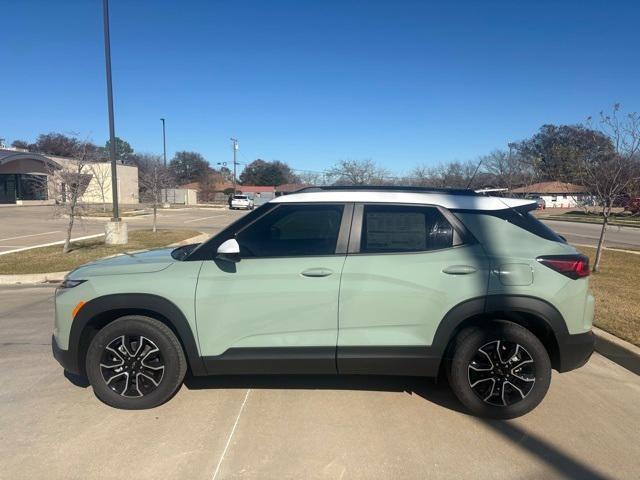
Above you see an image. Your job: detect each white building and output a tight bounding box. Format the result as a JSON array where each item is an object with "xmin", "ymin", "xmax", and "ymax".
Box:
[
  {"xmin": 510, "ymin": 181, "xmax": 590, "ymax": 208},
  {"xmin": 0, "ymin": 147, "xmax": 138, "ymax": 205}
]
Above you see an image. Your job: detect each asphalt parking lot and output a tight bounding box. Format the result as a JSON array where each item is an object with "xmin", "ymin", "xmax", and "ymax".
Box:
[
  {"xmin": 0, "ymin": 286, "xmax": 638, "ymax": 480},
  {"xmin": 0, "ymin": 205, "xmax": 247, "ymax": 253}
]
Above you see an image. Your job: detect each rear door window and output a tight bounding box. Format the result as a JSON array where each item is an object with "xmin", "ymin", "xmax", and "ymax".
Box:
[{"xmin": 360, "ymin": 205, "xmax": 455, "ymax": 253}]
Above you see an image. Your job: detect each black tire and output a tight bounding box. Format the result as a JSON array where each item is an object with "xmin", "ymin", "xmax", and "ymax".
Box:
[
  {"xmin": 85, "ymin": 315, "xmax": 187, "ymax": 409},
  {"xmin": 447, "ymin": 321, "xmax": 551, "ymax": 419}
]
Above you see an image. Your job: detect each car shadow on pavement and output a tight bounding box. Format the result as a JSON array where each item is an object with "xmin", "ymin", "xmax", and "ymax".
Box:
[
  {"xmin": 184, "ymin": 374, "xmax": 468, "ymax": 414},
  {"xmin": 64, "ymin": 370, "xmax": 90, "ymax": 388},
  {"xmin": 185, "ymin": 374, "xmax": 611, "ymax": 480}
]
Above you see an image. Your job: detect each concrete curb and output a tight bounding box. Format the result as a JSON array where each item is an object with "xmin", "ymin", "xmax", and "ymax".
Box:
[
  {"xmin": 0, "ymin": 271, "xmax": 69, "ymax": 285},
  {"xmin": 0, "ymin": 232, "xmax": 210, "ymax": 285},
  {"xmin": 77, "ymin": 214, "xmax": 150, "ymax": 221},
  {"xmin": 593, "ymin": 327, "xmax": 640, "ymax": 375}
]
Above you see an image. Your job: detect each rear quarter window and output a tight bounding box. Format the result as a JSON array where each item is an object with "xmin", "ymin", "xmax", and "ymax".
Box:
[{"xmin": 453, "ymin": 207, "xmax": 565, "ymax": 243}]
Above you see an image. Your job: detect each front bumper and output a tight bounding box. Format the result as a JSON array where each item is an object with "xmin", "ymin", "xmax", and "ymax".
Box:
[
  {"xmin": 557, "ymin": 330, "xmax": 595, "ymax": 372},
  {"xmin": 52, "ymin": 335, "xmax": 82, "ymax": 375}
]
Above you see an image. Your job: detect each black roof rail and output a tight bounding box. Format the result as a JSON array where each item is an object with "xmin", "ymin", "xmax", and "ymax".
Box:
[{"xmin": 293, "ymin": 185, "xmax": 478, "ymax": 196}]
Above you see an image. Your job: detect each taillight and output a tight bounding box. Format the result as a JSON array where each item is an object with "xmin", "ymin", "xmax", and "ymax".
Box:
[{"xmin": 537, "ymin": 254, "xmax": 590, "ymax": 279}]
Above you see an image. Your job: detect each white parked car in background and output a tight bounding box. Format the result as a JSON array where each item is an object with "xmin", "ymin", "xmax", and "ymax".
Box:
[{"xmin": 230, "ymin": 194, "xmax": 255, "ymax": 210}]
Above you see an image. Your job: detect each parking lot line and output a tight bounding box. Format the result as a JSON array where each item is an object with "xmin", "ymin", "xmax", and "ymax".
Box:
[
  {"xmin": 0, "ymin": 233, "xmax": 105, "ymax": 256},
  {"xmin": 0, "ymin": 230, "xmax": 61, "ymax": 243},
  {"xmin": 184, "ymin": 214, "xmax": 227, "ymax": 224},
  {"xmin": 211, "ymin": 389, "xmax": 251, "ymax": 480}
]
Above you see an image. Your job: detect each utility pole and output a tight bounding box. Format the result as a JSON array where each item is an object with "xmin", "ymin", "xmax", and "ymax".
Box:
[
  {"xmin": 161, "ymin": 118, "xmax": 167, "ymax": 203},
  {"xmin": 101, "ymin": 0, "xmax": 127, "ymax": 244},
  {"xmin": 230, "ymin": 137, "xmax": 238, "ymax": 195}
]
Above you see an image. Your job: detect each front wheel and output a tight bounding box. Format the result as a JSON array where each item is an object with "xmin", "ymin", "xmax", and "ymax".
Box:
[
  {"xmin": 85, "ymin": 315, "xmax": 187, "ymax": 409},
  {"xmin": 447, "ymin": 322, "xmax": 551, "ymax": 419}
]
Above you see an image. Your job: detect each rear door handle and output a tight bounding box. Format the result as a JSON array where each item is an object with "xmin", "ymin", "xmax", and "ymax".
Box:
[
  {"xmin": 442, "ymin": 265, "xmax": 477, "ymax": 275},
  {"xmin": 301, "ymin": 268, "xmax": 333, "ymax": 278}
]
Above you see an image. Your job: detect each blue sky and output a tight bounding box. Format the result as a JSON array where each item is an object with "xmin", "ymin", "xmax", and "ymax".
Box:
[{"xmin": 2, "ymin": 0, "xmax": 639, "ymax": 176}]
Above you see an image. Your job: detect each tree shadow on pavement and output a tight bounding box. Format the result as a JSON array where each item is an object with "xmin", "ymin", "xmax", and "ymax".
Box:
[{"xmin": 480, "ymin": 420, "xmax": 612, "ymax": 480}]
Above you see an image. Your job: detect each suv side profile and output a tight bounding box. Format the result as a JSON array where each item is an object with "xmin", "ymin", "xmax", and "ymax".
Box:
[{"xmin": 53, "ymin": 187, "xmax": 594, "ymax": 418}]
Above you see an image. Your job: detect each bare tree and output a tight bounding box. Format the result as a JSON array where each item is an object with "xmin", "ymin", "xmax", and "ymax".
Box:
[
  {"xmin": 482, "ymin": 149, "xmax": 530, "ymax": 192},
  {"xmin": 87, "ymin": 163, "xmax": 112, "ymax": 212},
  {"xmin": 49, "ymin": 140, "xmax": 96, "ymax": 253},
  {"xmin": 327, "ymin": 159, "xmax": 390, "ymax": 185},
  {"xmin": 296, "ymin": 170, "xmax": 324, "ymax": 186},
  {"xmin": 579, "ymin": 105, "xmax": 640, "ymax": 271},
  {"xmin": 137, "ymin": 154, "xmax": 171, "ymax": 232},
  {"xmin": 407, "ymin": 161, "xmax": 482, "ymax": 188},
  {"xmin": 406, "ymin": 165, "xmax": 438, "ymax": 186},
  {"xmin": 198, "ymin": 169, "xmax": 227, "ymax": 203}
]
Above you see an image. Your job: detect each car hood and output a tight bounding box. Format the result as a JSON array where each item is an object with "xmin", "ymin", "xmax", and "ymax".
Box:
[{"xmin": 68, "ymin": 248, "xmax": 177, "ymax": 279}]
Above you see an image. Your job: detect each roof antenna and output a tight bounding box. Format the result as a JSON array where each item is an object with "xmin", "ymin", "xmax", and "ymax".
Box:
[{"xmin": 466, "ymin": 158, "xmax": 483, "ymax": 190}]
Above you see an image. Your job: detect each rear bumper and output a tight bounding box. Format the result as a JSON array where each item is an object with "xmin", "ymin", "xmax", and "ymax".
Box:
[
  {"xmin": 52, "ymin": 335, "xmax": 82, "ymax": 375},
  {"xmin": 557, "ymin": 331, "xmax": 595, "ymax": 372}
]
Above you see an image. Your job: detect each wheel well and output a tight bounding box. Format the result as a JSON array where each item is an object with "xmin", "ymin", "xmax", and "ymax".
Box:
[
  {"xmin": 443, "ymin": 311, "xmax": 561, "ymax": 370},
  {"xmin": 77, "ymin": 308, "xmax": 190, "ymax": 375}
]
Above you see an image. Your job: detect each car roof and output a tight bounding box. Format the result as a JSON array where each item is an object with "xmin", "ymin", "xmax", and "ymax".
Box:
[{"xmin": 270, "ymin": 189, "xmax": 536, "ymax": 211}]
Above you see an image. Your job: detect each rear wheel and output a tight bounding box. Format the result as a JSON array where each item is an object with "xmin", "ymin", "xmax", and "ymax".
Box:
[
  {"xmin": 447, "ymin": 322, "xmax": 551, "ymax": 419},
  {"xmin": 85, "ymin": 315, "xmax": 187, "ymax": 409}
]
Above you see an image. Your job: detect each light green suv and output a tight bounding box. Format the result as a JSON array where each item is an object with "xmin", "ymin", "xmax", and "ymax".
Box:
[{"xmin": 53, "ymin": 186, "xmax": 594, "ymax": 418}]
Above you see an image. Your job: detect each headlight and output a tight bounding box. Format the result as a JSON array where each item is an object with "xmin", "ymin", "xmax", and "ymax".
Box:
[{"xmin": 59, "ymin": 279, "xmax": 87, "ymax": 289}]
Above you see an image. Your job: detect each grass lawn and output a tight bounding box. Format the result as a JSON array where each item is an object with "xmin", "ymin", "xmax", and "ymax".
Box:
[
  {"xmin": 576, "ymin": 246, "xmax": 640, "ymax": 346},
  {"xmin": 0, "ymin": 229, "xmax": 200, "ymax": 275}
]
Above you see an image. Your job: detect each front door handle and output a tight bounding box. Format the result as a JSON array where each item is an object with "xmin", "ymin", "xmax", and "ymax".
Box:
[
  {"xmin": 442, "ymin": 265, "xmax": 477, "ymax": 275},
  {"xmin": 301, "ymin": 268, "xmax": 333, "ymax": 278}
]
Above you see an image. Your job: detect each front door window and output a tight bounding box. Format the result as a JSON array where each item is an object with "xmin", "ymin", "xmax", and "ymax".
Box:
[{"xmin": 236, "ymin": 204, "xmax": 344, "ymax": 257}]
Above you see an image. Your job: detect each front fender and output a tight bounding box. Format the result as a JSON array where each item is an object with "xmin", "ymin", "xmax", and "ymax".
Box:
[{"xmin": 66, "ymin": 293, "xmax": 206, "ymax": 376}]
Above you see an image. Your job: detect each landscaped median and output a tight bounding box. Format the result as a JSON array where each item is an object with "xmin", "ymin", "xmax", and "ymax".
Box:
[{"xmin": 0, "ymin": 229, "xmax": 204, "ymax": 281}]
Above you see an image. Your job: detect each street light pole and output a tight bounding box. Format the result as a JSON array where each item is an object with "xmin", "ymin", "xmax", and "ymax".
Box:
[
  {"xmin": 101, "ymin": 0, "xmax": 127, "ymax": 244},
  {"xmin": 161, "ymin": 118, "xmax": 167, "ymax": 203},
  {"xmin": 102, "ymin": 0, "xmax": 119, "ymax": 221},
  {"xmin": 230, "ymin": 137, "xmax": 238, "ymax": 195}
]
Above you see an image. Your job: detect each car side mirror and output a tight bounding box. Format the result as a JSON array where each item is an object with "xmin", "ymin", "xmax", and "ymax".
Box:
[{"xmin": 216, "ymin": 238, "xmax": 241, "ymax": 263}]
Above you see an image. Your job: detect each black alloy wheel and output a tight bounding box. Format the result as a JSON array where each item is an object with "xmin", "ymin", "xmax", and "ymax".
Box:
[
  {"xmin": 86, "ymin": 315, "xmax": 187, "ymax": 409},
  {"xmin": 100, "ymin": 335, "xmax": 166, "ymax": 398},
  {"xmin": 467, "ymin": 340, "xmax": 536, "ymax": 406}
]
